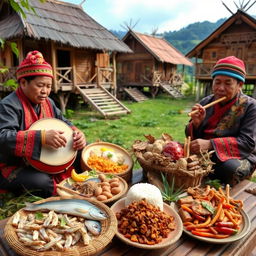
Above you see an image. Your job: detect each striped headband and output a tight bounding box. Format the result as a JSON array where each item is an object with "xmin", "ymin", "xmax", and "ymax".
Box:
[{"xmin": 211, "ymin": 56, "xmax": 246, "ymax": 82}]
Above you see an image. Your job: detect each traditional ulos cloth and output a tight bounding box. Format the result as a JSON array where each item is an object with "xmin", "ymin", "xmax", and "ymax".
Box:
[
  {"xmin": 186, "ymin": 92, "xmax": 256, "ymax": 185},
  {"xmin": 0, "ymin": 51, "xmax": 80, "ymax": 197}
]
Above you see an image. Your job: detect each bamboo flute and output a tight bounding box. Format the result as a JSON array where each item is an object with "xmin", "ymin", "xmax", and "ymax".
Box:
[{"xmin": 188, "ymin": 96, "xmax": 226, "ymax": 116}]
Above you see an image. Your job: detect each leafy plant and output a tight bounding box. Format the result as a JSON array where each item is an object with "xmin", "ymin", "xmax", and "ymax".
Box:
[
  {"xmin": 0, "ymin": 191, "xmax": 42, "ymax": 220},
  {"xmin": 160, "ymin": 173, "xmax": 185, "ymax": 203},
  {"xmin": 205, "ymin": 179, "xmax": 221, "ymax": 190},
  {"xmin": 64, "ymin": 109, "xmax": 74, "ymax": 119}
]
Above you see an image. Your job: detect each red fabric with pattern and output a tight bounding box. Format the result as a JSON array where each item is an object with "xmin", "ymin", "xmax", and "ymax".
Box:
[
  {"xmin": 203, "ymin": 97, "xmax": 238, "ymax": 139},
  {"xmin": 212, "ymin": 137, "xmax": 240, "ymax": 161}
]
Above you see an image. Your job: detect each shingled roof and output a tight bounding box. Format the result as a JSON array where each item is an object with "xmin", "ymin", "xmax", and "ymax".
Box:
[
  {"xmin": 123, "ymin": 30, "xmax": 193, "ymax": 66},
  {"xmin": 186, "ymin": 10, "xmax": 256, "ymax": 58},
  {"xmin": 0, "ymin": 0, "xmax": 131, "ymax": 53}
]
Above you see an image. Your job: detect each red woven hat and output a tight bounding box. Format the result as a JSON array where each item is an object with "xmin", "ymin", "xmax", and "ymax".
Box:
[
  {"xmin": 211, "ymin": 56, "xmax": 246, "ymax": 82},
  {"xmin": 16, "ymin": 50, "xmax": 53, "ymax": 81}
]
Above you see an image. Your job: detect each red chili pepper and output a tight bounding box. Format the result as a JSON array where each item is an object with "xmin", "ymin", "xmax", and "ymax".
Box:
[
  {"xmin": 215, "ymin": 226, "xmax": 238, "ymax": 235},
  {"xmin": 223, "ymin": 203, "xmax": 235, "ymax": 209},
  {"xmin": 193, "ymin": 213, "xmax": 206, "ymax": 222},
  {"xmin": 215, "ymin": 222, "xmax": 235, "ymax": 228}
]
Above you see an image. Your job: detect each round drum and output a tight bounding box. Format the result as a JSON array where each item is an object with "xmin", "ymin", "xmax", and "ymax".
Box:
[{"xmin": 27, "ymin": 118, "xmax": 77, "ymax": 174}]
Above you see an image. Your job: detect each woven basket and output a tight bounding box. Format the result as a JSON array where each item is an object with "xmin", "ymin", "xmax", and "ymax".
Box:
[
  {"xmin": 135, "ymin": 151, "xmax": 213, "ymax": 189},
  {"xmin": 4, "ymin": 196, "xmax": 117, "ymax": 256}
]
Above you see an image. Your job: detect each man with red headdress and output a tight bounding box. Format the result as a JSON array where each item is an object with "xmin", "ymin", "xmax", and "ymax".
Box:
[
  {"xmin": 186, "ymin": 56, "xmax": 256, "ymax": 185},
  {"xmin": 0, "ymin": 51, "xmax": 86, "ymax": 197}
]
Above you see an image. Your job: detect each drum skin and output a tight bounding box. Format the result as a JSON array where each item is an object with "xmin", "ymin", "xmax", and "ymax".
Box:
[{"xmin": 26, "ymin": 118, "xmax": 77, "ymax": 174}]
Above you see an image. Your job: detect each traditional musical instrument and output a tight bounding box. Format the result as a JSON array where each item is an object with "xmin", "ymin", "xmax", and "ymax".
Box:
[
  {"xmin": 188, "ymin": 96, "xmax": 227, "ymax": 116},
  {"xmin": 27, "ymin": 118, "xmax": 77, "ymax": 174}
]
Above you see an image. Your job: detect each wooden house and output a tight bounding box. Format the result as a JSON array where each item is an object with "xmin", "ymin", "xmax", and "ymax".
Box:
[
  {"xmin": 0, "ymin": 0, "xmax": 132, "ymax": 117},
  {"xmin": 116, "ymin": 30, "xmax": 193, "ymax": 100},
  {"xmin": 186, "ymin": 10, "xmax": 256, "ymax": 100}
]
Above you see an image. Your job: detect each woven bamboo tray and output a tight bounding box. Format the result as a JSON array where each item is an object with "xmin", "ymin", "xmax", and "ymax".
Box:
[
  {"xmin": 4, "ymin": 196, "xmax": 117, "ymax": 256},
  {"xmin": 81, "ymin": 142, "xmax": 134, "ymax": 182}
]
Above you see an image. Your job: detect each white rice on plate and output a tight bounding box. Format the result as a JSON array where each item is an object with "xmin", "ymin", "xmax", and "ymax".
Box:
[{"xmin": 125, "ymin": 183, "xmax": 163, "ymax": 210}]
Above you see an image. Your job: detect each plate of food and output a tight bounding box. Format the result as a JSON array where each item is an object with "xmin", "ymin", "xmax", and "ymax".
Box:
[
  {"xmin": 4, "ymin": 196, "xmax": 117, "ymax": 256},
  {"xmin": 111, "ymin": 183, "xmax": 183, "ymax": 249},
  {"xmin": 176, "ymin": 185, "xmax": 251, "ymax": 244},
  {"xmin": 57, "ymin": 170, "xmax": 128, "ymax": 204},
  {"xmin": 81, "ymin": 142, "xmax": 133, "ymax": 182}
]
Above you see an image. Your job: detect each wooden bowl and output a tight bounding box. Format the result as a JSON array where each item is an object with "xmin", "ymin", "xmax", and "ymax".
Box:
[
  {"xmin": 4, "ymin": 196, "xmax": 117, "ymax": 256},
  {"xmin": 111, "ymin": 198, "xmax": 183, "ymax": 249},
  {"xmin": 57, "ymin": 174, "xmax": 128, "ymax": 204},
  {"xmin": 81, "ymin": 142, "xmax": 133, "ymax": 182}
]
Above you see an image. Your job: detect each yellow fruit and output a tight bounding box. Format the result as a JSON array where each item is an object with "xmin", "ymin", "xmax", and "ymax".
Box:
[
  {"xmin": 71, "ymin": 169, "xmax": 89, "ymax": 182},
  {"xmin": 101, "ymin": 147, "xmax": 113, "ymax": 152}
]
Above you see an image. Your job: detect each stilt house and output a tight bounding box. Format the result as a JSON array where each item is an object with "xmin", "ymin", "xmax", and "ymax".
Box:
[
  {"xmin": 117, "ymin": 30, "xmax": 193, "ymax": 100},
  {"xmin": 186, "ymin": 9, "xmax": 256, "ymax": 100},
  {"xmin": 0, "ymin": 0, "xmax": 132, "ymax": 116}
]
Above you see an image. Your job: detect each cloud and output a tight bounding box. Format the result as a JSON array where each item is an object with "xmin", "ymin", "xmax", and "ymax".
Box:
[{"xmin": 64, "ymin": 0, "xmax": 256, "ymax": 33}]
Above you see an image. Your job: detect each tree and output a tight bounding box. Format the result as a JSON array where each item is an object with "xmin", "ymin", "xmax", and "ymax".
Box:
[{"xmin": 0, "ymin": 0, "xmax": 46, "ymax": 89}]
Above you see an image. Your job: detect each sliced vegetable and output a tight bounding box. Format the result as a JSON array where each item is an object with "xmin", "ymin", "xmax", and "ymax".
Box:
[
  {"xmin": 201, "ymin": 201, "xmax": 215, "ymax": 214},
  {"xmin": 191, "ymin": 230, "xmax": 230, "ymax": 239},
  {"xmin": 35, "ymin": 212, "xmax": 44, "ymax": 220},
  {"xmin": 215, "ymin": 226, "xmax": 238, "ymax": 235},
  {"xmin": 215, "ymin": 222, "xmax": 235, "ymax": 228}
]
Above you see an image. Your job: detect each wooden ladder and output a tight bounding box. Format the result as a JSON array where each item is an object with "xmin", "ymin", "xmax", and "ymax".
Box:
[
  {"xmin": 75, "ymin": 85, "xmax": 131, "ymax": 117},
  {"xmin": 124, "ymin": 88, "xmax": 149, "ymax": 102},
  {"xmin": 160, "ymin": 83, "xmax": 183, "ymax": 99}
]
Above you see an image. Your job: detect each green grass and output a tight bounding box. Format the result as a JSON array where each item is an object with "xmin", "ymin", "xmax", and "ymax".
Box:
[{"xmin": 71, "ymin": 94, "xmax": 194, "ymax": 150}]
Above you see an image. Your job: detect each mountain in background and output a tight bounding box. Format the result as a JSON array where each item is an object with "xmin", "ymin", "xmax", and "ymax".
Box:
[{"xmin": 111, "ymin": 18, "xmax": 226, "ymax": 55}]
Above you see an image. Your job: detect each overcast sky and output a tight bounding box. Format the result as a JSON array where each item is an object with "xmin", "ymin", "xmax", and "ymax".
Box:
[{"xmin": 62, "ymin": 0, "xmax": 256, "ymax": 33}]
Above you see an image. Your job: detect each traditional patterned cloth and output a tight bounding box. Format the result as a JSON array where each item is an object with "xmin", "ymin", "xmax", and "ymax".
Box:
[
  {"xmin": 186, "ymin": 92, "xmax": 256, "ymax": 163},
  {"xmin": 211, "ymin": 56, "xmax": 246, "ymax": 82},
  {"xmin": 16, "ymin": 51, "xmax": 53, "ymax": 80},
  {"xmin": 0, "ymin": 87, "xmax": 74, "ymax": 196}
]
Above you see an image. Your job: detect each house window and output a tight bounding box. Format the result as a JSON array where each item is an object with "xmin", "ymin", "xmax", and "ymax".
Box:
[{"xmin": 212, "ymin": 52, "xmax": 217, "ymax": 58}]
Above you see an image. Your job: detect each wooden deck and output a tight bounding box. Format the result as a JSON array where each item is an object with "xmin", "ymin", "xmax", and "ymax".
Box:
[{"xmin": 0, "ymin": 170, "xmax": 255, "ymax": 256}]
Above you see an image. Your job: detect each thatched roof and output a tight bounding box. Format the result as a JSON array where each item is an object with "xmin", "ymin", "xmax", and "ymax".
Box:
[
  {"xmin": 0, "ymin": 0, "xmax": 131, "ymax": 53},
  {"xmin": 123, "ymin": 30, "xmax": 193, "ymax": 66}
]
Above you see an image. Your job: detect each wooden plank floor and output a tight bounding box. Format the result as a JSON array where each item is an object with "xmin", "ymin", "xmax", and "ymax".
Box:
[{"xmin": 0, "ymin": 170, "xmax": 255, "ymax": 256}]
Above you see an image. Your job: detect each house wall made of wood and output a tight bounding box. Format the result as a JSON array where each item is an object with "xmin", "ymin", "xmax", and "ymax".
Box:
[
  {"xmin": 74, "ymin": 49, "xmax": 96, "ymax": 84},
  {"xmin": 117, "ymin": 37, "xmax": 154, "ymax": 85},
  {"xmin": 198, "ymin": 19, "xmax": 256, "ymax": 81}
]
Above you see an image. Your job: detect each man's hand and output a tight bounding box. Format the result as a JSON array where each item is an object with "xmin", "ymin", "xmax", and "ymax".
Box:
[
  {"xmin": 190, "ymin": 139, "xmax": 213, "ymax": 154},
  {"xmin": 72, "ymin": 129, "xmax": 86, "ymax": 150},
  {"xmin": 45, "ymin": 130, "xmax": 67, "ymax": 149},
  {"xmin": 190, "ymin": 104, "xmax": 206, "ymax": 128}
]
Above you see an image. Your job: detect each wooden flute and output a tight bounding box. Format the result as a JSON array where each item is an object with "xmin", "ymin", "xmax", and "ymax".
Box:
[{"xmin": 188, "ymin": 96, "xmax": 227, "ymax": 116}]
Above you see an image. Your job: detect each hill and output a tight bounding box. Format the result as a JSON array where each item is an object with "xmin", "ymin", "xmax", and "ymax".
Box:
[{"xmin": 111, "ymin": 18, "xmax": 226, "ymax": 55}]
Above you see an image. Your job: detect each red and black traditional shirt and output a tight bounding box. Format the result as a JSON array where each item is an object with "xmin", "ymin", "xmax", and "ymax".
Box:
[
  {"xmin": 0, "ymin": 87, "xmax": 74, "ymax": 178},
  {"xmin": 186, "ymin": 92, "xmax": 256, "ymax": 163}
]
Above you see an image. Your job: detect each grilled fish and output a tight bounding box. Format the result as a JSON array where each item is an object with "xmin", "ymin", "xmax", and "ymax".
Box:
[{"xmin": 24, "ymin": 199, "xmax": 107, "ymax": 220}]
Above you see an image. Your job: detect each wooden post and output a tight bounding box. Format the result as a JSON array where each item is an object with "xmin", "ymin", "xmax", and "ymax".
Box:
[
  {"xmin": 71, "ymin": 49, "xmax": 77, "ymax": 91},
  {"xmin": 17, "ymin": 39, "xmax": 24, "ymax": 64},
  {"xmin": 51, "ymin": 41, "xmax": 57, "ymax": 93},
  {"xmin": 113, "ymin": 52, "xmax": 117, "ymax": 96},
  {"xmin": 195, "ymin": 56, "xmax": 200, "ymax": 101}
]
